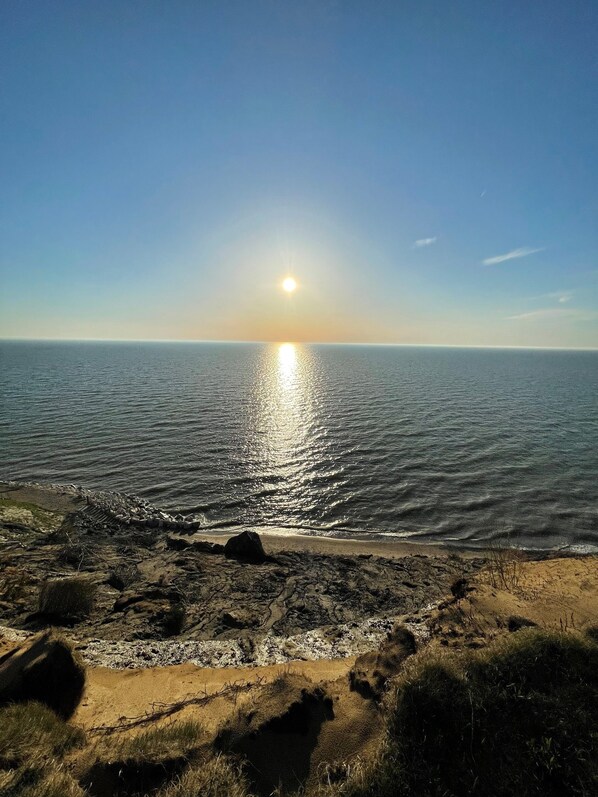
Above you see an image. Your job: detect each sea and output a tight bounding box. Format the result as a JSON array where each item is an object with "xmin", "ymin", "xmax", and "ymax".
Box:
[{"xmin": 1, "ymin": 340, "xmax": 597, "ymax": 552}]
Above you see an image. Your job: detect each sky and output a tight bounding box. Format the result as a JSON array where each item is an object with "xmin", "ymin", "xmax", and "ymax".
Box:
[{"xmin": 1, "ymin": 0, "xmax": 597, "ymax": 347}]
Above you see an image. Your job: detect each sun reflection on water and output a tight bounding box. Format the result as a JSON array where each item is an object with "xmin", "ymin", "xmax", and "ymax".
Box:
[
  {"xmin": 246, "ymin": 342, "xmax": 318, "ymax": 520},
  {"xmin": 277, "ymin": 342, "xmax": 298, "ymax": 389}
]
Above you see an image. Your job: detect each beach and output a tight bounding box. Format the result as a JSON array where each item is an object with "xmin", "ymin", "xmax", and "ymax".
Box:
[{"xmin": 1, "ymin": 481, "xmax": 598, "ymax": 795}]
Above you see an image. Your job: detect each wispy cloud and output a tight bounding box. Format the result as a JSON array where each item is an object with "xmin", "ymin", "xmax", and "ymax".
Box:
[
  {"xmin": 545, "ymin": 291, "xmax": 573, "ymax": 304},
  {"xmin": 413, "ymin": 237, "xmax": 437, "ymax": 248},
  {"xmin": 507, "ymin": 308, "xmax": 592, "ymax": 321},
  {"xmin": 482, "ymin": 247, "xmax": 544, "ymax": 266}
]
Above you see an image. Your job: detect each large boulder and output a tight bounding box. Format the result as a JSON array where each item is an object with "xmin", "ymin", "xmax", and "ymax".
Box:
[
  {"xmin": 0, "ymin": 631, "xmax": 86, "ymax": 719},
  {"xmin": 349, "ymin": 625, "xmax": 417, "ymax": 700},
  {"xmin": 224, "ymin": 530, "xmax": 266, "ymax": 563}
]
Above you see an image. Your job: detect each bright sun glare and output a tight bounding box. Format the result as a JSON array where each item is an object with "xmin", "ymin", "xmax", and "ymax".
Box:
[{"xmin": 282, "ymin": 276, "xmax": 297, "ymax": 294}]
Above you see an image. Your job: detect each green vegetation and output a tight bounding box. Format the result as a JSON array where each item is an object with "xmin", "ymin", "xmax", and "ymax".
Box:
[
  {"xmin": 0, "ymin": 498, "xmax": 64, "ymax": 532},
  {"xmin": 38, "ymin": 578, "xmax": 97, "ymax": 621},
  {"xmin": 0, "ymin": 702, "xmax": 85, "ymax": 796},
  {"xmin": 0, "ymin": 702, "xmax": 85, "ymax": 770},
  {"xmin": 156, "ymin": 756, "xmax": 253, "ymax": 797},
  {"xmin": 1, "ymin": 629, "xmax": 596, "ymax": 796},
  {"xmin": 0, "ymin": 766, "xmax": 85, "ymax": 797},
  {"xmin": 103, "ymin": 721, "xmax": 204, "ymax": 763},
  {"xmin": 320, "ymin": 628, "xmax": 598, "ymax": 797}
]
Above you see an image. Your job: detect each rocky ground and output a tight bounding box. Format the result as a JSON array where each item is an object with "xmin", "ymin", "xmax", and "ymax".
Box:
[
  {"xmin": 0, "ymin": 482, "xmax": 483, "ymax": 667},
  {"xmin": 2, "ymin": 483, "xmax": 597, "ymax": 797}
]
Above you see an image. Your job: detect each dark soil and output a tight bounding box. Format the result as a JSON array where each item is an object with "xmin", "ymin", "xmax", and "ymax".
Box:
[{"xmin": 0, "ymin": 490, "xmax": 483, "ymax": 646}]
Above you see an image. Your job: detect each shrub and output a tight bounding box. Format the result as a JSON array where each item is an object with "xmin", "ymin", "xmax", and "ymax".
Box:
[
  {"xmin": 163, "ymin": 603, "xmax": 187, "ymax": 636},
  {"xmin": 57, "ymin": 541, "xmax": 94, "ymax": 569},
  {"xmin": 484, "ymin": 541, "xmax": 526, "ymax": 591},
  {"xmin": 585, "ymin": 625, "xmax": 598, "ymax": 644},
  {"xmin": 38, "ymin": 578, "xmax": 96, "ymax": 621},
  {"xmin": 321, "ymin": 629, "xmax": 598, "ymax": 797},
  {"xmin": 107, "ymin": 563, "xmax": 140, "ymax": 591}
]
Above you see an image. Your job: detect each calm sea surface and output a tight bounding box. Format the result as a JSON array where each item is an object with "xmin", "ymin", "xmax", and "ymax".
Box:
[{"xmin": 1, "ymin": 341, "xmax": 597, "ymax": 551}]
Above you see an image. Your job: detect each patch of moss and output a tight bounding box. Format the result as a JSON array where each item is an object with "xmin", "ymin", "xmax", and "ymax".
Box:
[{"xmin": 0, "ymin": 498, "xmax": 64, "ymax": 532}]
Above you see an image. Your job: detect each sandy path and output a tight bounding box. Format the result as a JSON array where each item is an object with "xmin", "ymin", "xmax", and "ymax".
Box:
[{"xmin": 76, "ymin": 656, "xmax": 356, "ymax": 733}]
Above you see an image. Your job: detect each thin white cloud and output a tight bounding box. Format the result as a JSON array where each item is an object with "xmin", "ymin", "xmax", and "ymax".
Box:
[
  {"xmin": 507, "ymin": 308, "xmax": 591, "ymax": 321},
  {"xmin": 483, "ymin": 247, "xmax": 544, "ymax": 266},
  {"xmin": 413, "ymin": 237, "xmax": 437, "ymax": 248},
  {"xmin": 545, "ymin": 291, "xmax": 573, "ymax": 304}
]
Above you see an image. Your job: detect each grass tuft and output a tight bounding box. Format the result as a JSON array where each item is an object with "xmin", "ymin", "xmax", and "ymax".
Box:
[
  {"xmin": 80, "ymin": 720, "xmax": 205, "ymax": 796},
  {"xmin": 0, "ymin": 701, "xmax": 85, "ymax": 770},
  {"xmin": 316, "ymin": 629, "xmax": 598, "ymax": 797},
  {"xmin": 584, "ymin": 624, "xmax": 598, "ymax": 644},
  {"xmin": 38, "ymin": 578, "xmax": 96, "ymax": 621},
  {"xmin": 0, "ymin": 766, "xmax": 85, "ymax": 797},
  {"xmin": 111, "ymin": 720, "xmax": 204, "ymax": 763},
  {"xmin": 0, "ymin": 565, "xmax": 30, "ymax": 602},
  {"xmin": 484, "ymin": 541, "xmax": 526, "ymax": 591},
  {"xmin": 156, "ymin": 755, "xmax": 253, "ymax": 797}
]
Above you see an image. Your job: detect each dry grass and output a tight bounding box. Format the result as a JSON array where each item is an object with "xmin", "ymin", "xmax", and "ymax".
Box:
[
  {"xmin": 156, "ymin": 755, "xmax": 253, "ymax": 797},
  {"xmin": 108, "ymin": 721, "xmax": 204, "ymax": 763},
  {"xmin": 314, "ymin": 628, "xmax": 598, "ymax": 797},
  {"xmin": 0, "ymin": 701, "xmax": 85, "ymax": 772},
  {"xmin": 0, "ymin": 766, "xmax": 85, "ymax": 797},
  {"xmin": 107, "ymin": 563, "xmax": 141, "ymax": 591},
  {"xmin": 38, "ymin": 577, "xmax": 97, "ymax": 621},
  {"xmin": 484, "ymin": 540, "xmax": 526, "ymax": 591},
  {"xmin": 57, "ymin": 539, "xmax": 95, "ymax": 570},
  {"xmin": 2, "ymin": 627, "xmax": 597, "ymax": 797},
  {"xmin": 80, "ymin": 720, "xmax": 205, "ymax": 796},
  {"xmin": 0, "ymin": 565, "xmax": 30, "ymax": 602}
]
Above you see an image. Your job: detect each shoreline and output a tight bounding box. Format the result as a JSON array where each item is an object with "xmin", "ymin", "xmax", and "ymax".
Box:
[
  {"xmin": 2, "ymin": 479, "xmax": 596, "ymax": 672},
  {"xmin": 0, "ymin": 480, "xmax": 485, "ymax": 669},
  {"xmin": 2, "ymin": 476, "xmax": 598, "ymax": 795},
  {"xmin": 194, "ymin": 529, "xmax": 484, "ymax": 559},
  {"xmin": 2, "ymin": 479, "xmax": 589, "ymax": 557}
]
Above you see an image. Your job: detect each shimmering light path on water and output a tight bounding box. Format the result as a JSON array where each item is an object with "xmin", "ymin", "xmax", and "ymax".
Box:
[{"xmin": 1, "ymin": 341, "xmax": 597, "ymax": 551}]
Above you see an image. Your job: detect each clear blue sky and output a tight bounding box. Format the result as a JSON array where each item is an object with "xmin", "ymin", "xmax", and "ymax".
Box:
[{"xmin": 1, "ymin": 0, "xmax": 597, "ymax": 346}]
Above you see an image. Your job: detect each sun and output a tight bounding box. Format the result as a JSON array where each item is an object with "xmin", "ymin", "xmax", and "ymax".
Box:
[{"xmin": 282, "ymin": 276, "xmax": 297, "ymax": 294}]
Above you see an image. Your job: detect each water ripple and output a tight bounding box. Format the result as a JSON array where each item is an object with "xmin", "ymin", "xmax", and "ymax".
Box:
[{"xmin": 1, "ymin": 341, "xmax": 597, "ymax": 551}]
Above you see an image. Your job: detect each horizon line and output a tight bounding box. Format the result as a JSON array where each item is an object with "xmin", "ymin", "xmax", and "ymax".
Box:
[{"xmin": 1, "ymin": 336, "xmax": 597, "ymax": 352}]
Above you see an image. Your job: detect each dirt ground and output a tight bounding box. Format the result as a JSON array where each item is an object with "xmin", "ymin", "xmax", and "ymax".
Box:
[{"xmin": 2, "ymin": 483, "xmax": 597, "ymax": 794}]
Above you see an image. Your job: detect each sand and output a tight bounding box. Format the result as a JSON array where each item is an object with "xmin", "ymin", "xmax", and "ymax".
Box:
[{"xmin": 2, "ymin": 482, "xmax": 597, "ymax": 792}]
